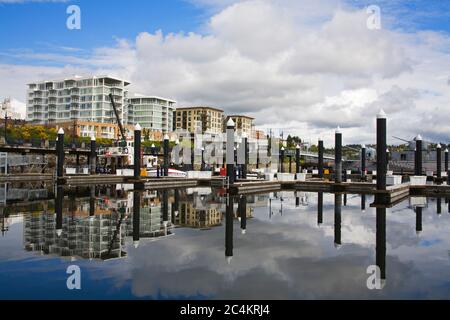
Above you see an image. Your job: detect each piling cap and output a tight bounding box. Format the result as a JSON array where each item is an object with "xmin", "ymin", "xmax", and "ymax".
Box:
[
  {"xmin": 226, "ymin": 256, "xmax": 233, "ymax": 264},
  {"xmin": 151, "ymin": 143, "xmax": 155, "ymax": 148},
  {"xmin": 56, "ymin": 229, "xmax": 62, "ymax": 237},
  {"xmin": 164, "ymin": 134, "xmax": 169, "ymax": 141},
  {"xmin": 377, "ymin": 109, "xmax": 387, "ymax": 119},
  {"xmin": 445, "ymin": 148, "xmax": 449, "ymax": 153},
  {"xmin": 335, "ymin": 126, "xmax": 341, "ymax": 134},
  {"xmin": 437, "ymin": 143, "xmax": 442, "ymax": 149},
  {"xmin": 242, "ymin": 229, "xmax": 247, "ymax": 235},
  {"xmin": 57, "ymin": 128, "xmax": 64, "ymax": 135},
  {"xmin": 386, "ymin": 148, "xmax": 390, "ymax": 153},
  {"xmin": 175, "ymin": 138, "xmax": 180, "ymax": 145},
  {"xmin": 281, "ymin": 146, "xmax": 285, "ymax": 151},
  {"xmin": 133, "ymin": 240, "xmax": 140, "ymax": 248},
  {"xmin": 296, "ymin": 144, "xmax": 301, "ymax": 149},
  {"xmin": 415, "ymin": 134, "xmax": 423, "ymax": 141},
  {"xmin": 226, "ymin": 118, "xmax": 235, "ymax": 127},
  {"xmin": 90, "ymin": 135, "xmax": 96, "ymax": 141},
  {"xmin": 134, "ymin": 123, "xmax": 142, "ymax": 131}
]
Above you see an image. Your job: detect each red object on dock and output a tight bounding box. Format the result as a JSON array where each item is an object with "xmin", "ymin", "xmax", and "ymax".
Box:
[{"xmin": 220, "ymin": 168, "xmax": 227, "ymax": 176}]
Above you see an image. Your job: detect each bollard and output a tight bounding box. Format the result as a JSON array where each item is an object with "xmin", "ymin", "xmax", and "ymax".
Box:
[
  {"xmin": 226, "ymin": 118, "xmax": 236, "ymax": 185},
  {"xmin": 415, "ymin": 135, "xmax": 423, "ymax": 176},
  {"xmin": 361, "ymin": 144, "xmax": 366, "ymax": 180},
  {"xmin": 280, "ymin": 147, "xmax": 285, "ymax": 173},
  {"xmin": 242, "ymin": 135, "xmax": 248, "ymax": 179},
  {"xmin": 134, "ymin": 124, "xmax": 142, "ymax": 179},
  {"xmin": 295, "ymin": 144, "xmax": 301, "ymax": 178},
  {"xmin": 288, "ymin": 156, "xmax": 292, "ymax": 173},
  {"xmin": 335, "ymin": 127, "xmax": 342, "ymax": 183},
  {"xmin": 437, "ymin": 144, "xmax": 442, "ymax": 179},
  {"xmin": 190, "ymin": 133, "xmax": 195, "ymax": 171},
  {"xmin": 56, "ymin": 128, "xmax": 65, "ymax": 179},
  {"xmin": 318, "ymin": 138, "xmax": 324, "ymax": 178},
  {"xmin": 201, "ymin": 147, "xmax": 205, "ymax": 171},
  {"xmin": 376, "ymin": 110, "xmax": 387, "ymax": 191},
  {"xmin": 445, "ymin": 148, "xmax": 449, "ymax": 173},
  {"xmin": 163, "ymin": 134, "xmax": 169, "ymax": 177},
  {"xmin": 90, "ymin": 135, "xmax": 96, "ymax": 175}
]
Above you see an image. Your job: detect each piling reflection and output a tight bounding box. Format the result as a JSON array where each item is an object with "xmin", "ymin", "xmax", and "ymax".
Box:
[
  {"xmin": 334, "ymin": 193, "xmax": 342, "ymax": 249},
  {"xmin": 317, "ymin": 192, "xmax": 323, "ymax": 226},
  {"xmin": 225, "ymin": 194, "xmax": 234, "ymax": 263},
  {"xmin": 376, "ymin": 207, "xmax": 386, "ymax": 284},
  {"xmin": 361, "ymin": 194, "xmax": 366, "ymax": 212}
]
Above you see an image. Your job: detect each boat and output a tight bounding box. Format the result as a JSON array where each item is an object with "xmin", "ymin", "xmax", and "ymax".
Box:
[{"xmin": 146, "ymin": 168, "xmax": 187, "ymax": 178}]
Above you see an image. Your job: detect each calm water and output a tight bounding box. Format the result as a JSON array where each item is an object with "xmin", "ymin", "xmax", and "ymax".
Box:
[{"xmin": 1, "ymin": 184, "xmax": 450, "ymax": 300}]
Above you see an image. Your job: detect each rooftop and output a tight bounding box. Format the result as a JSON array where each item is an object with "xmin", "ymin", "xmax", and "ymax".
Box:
[
  {"xmin": 28, "ymin": 75, "xmax": 131, "ymax": 87},
  {"xmin": 176, "ymin": 106, "xmax": 224, "ymax": 113}
]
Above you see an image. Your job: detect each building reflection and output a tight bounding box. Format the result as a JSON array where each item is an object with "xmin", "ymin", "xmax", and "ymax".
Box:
[{"xmin": 23, "ymin": 187, "xmax": 174, "ymax": 261}]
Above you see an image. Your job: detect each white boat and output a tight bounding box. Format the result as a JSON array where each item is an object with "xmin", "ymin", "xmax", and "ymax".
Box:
[{"xmin": 146, "ymin": 168, "xmax": 187, "ymax": 178}]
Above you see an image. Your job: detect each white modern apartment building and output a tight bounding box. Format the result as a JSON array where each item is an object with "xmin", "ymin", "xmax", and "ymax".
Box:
[
  {"xmin": 26, "ymin": 76, "xmax": 130, "ymax": 125},
  {"xmin": 128, "ymin": 94, "xmax": 176, "ymax": 133}
]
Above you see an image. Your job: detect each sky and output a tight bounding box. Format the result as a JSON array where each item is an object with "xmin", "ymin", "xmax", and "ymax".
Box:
[{"xmin": 0, "ymin": 0, "xmax": 450, "ymax": 145}]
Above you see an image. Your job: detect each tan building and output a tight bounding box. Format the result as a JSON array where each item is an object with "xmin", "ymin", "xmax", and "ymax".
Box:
[
  {"xmin": 174, "ymin": 107, "xmax": 224, "ymax": 135},
  {"xmin": 225, "ymin": 115, "xmax": 254, "ymax": 137},
  {"xmin": 175, "ymin": 202, "xmax": 223, "ymax": 229},
  {"xmin": 55, "ymin": 120, "xmax": 134, "ymax": 140}
]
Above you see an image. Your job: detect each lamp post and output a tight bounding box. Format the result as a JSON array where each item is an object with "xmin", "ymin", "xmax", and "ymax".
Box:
[{"xmin": 201, "ymin": 147, "xmax": 205, "ymax": 171}]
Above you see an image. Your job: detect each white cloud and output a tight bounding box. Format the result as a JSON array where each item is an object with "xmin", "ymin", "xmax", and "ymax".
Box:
[{"xmin": 1, "ymin": 0, "xmax": 449, "ymax": 145}]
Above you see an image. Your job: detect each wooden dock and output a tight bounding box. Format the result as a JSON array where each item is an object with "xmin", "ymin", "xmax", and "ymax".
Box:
[{"xmin": 1, "ymin": 174, "xmax": 449, "ymax": 207}]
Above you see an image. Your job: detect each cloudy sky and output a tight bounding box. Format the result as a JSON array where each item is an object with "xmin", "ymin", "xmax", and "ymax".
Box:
[{"xmin": 0, "ymin": 0, "xmax": 449, "ymax": 145}]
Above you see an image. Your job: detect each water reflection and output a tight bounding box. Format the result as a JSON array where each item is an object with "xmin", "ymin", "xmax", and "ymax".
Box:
[
  {"xmin": 2, "ymin": 185, "xmax": 450, "ymax": 299},
  {"xmin": 334, "ymin": 193, "xmax": 342, "ymax": 248}
]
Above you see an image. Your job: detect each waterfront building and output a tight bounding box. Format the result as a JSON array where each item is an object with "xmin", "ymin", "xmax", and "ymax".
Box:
[
  {"xmin": 224, "ymin": 115, "xmax": 254, "ymax": 137},
  {"xmin": 128, "ymin": 95, "xmax": 176, "ymax": 134},
  {"xmin": 174, "ymin": 107, "xmax": 224, "ymax": 135},
  {"xmin": 26, "ymin": 76, "xmax": 130, "ymax": 125},
  {"xmin": 54, "ymin": 120, "xmax": 134, "ymax": 140}
]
